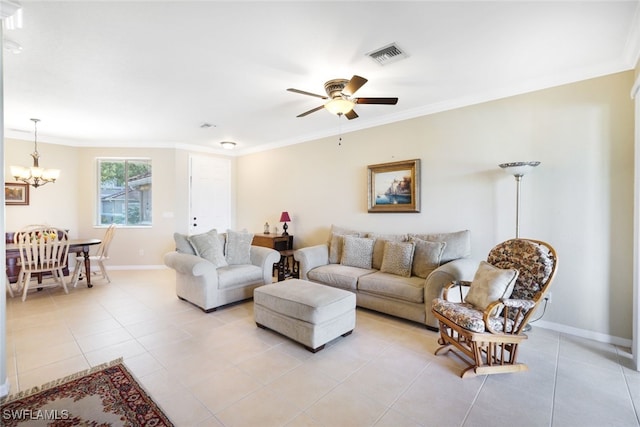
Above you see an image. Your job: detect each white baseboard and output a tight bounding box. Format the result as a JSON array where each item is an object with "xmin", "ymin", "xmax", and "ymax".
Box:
[
  {"xmin": 535, "ymin": 319, "xmax": 632, "ymax": 348},
  {"xmin": 104, "ymin": 265, "xmax": 168, "ymax": 271}
]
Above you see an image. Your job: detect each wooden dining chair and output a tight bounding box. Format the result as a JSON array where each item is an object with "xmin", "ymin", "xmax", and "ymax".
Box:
[
  {"xmin": 71, "ymin": 224, "xmax": 116, "ymax": 286},
  {"xmin": 6, "ymin": 273, "xmax": 15, "ymax": 298},
  {"xmin": 15, "ymin": 227, "xmax": 70, "ymax": 301}
]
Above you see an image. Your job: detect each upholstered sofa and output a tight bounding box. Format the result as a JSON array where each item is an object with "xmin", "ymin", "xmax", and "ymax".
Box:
[
  {"xmin": 294, "ymin": 227, "xmax": 479, "ymax": 330},
  {"xmin": 164, "ymin": 229, "xmax": 280, "ymax": 312}
]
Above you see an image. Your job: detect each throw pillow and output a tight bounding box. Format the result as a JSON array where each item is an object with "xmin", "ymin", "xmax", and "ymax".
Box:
[
  {"xmin": 328, "ymin": 228, "xmax": 361, "ymax": 264},
  {"xmin": 340, "ymin": 236, "xmax": 374, "ymax": 269},
  {"xmin": 380, "ymin": 241, "xmax": 415, "ymax": 277},
  {"xmin": 367, "ymin": 233, "xmax": 408, "ymax": 270},
  {"xmin": 226, "ymin": 229, "xmax": 254, "ymax": 265},
  {"xmin": 174, "ymin": 232, "xmax": 196, "ymax": 255},
  {"xmin": 410, "ymin": 237, "xmax": 446, "ymax": 278},
  {"xmin": 188, "ymin": 229, "xmax": 228, "ymax": 268},
  {"xmin": 465, "ymin": 261, "xmax": 519, "ymax": 311}
]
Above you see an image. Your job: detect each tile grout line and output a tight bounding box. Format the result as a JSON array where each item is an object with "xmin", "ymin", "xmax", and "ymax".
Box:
[
  {"xmin": 549, "ymin": 332, "xmax": 563, "ymax": 427},
  {"xmin": 459, "ymin": 372, "xmax": 488, "ymax": 427},
  {"xmin": 616, "ymin": 346, "xmax": 640, "ymax": 426},
  {"xmin": 372, "ymin": 357, "xmax": 434, "ymax": 427}
]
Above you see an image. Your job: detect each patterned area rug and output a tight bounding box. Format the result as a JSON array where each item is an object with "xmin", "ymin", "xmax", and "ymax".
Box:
[{"xmin": 0, "ymin": 358, "xmax": 173, "ymax": 426}]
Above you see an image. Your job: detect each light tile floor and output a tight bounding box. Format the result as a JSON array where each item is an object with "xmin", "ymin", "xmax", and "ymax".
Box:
[{"xmin": 4, "ymin": 270, "xmax": 640, "ymax": 426}]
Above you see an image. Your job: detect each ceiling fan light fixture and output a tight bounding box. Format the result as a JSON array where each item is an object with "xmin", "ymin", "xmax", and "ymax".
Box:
[{"xmin": 324, "ymin": 98, "xmax": 355, "ymax": 116}]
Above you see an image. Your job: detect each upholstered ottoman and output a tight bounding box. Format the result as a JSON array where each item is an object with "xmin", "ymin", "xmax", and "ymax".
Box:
[{"xmin": 254, "ymin": 279, "xmax": 356, "ymax": 352}]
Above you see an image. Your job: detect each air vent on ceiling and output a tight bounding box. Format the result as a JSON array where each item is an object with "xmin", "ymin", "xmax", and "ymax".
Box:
[{"xmin": 366, "ymin": 43, "xmax": 408, "ymax": 66}]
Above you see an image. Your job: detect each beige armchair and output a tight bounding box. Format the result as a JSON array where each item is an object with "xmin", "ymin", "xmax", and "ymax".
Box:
[{"xmin": 164, "ymin": 230, "xmax": 280, "ymax": 312}]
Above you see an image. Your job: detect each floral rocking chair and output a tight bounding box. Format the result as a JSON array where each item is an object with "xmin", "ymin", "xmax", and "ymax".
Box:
[{"xmin": 431, "ymin": 238, "xmax": 558, "ymax": 378}]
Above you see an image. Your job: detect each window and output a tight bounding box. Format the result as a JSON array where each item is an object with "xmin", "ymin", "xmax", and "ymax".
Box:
[{"xmin": 97, "ymin": 158, "xmax": 152, "ymax": 226}]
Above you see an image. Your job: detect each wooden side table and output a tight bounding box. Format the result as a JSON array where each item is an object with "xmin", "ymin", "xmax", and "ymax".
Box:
[
  {"xmin": 252, "ymin": 233, "xmax": 292, "ymax": 251},
  {"xmin": 252, "ymin": 234, "xmax": 299, "ymax": 281}
]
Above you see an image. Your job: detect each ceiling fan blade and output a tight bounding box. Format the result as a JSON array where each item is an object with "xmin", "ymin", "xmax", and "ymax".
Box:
[
  {"xmin": 287, "ymin": 88, "xmax": 328, "ymax": 99},
  {"xmin": 345, "ymin": 109, "xmax": 359, "ymax": 120},
  {"xmin": 297, "ymin": 105, "xmax": 325, "ymax": 117},
  {"xmin": 342, "ymin": 75, "xmax": 368, "ymax": 96},
  {"xmin": 356, "ymin": 97, "xmax": 398, "ymax": 105}
]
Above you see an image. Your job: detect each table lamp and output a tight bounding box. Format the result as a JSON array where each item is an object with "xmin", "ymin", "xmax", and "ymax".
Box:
[{"xmin": 279, "ymin": 211, "xmax": 291, "ymax": 236}]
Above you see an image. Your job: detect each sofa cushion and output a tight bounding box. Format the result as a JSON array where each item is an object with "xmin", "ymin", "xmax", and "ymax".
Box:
[
  {"xmin": 226, "ymin": 229, "xmax": 254, "ymax": 265},
  {"xmin": 410, "ymin": 237, "xmax": 446, "ymax": 278},
  {"xmin": 432, "ymin": 298, "xmax": 517, "ymax": 333},
  {"xmin": 341, "ymin": 236, "xmax": 374, "ymax": 269},
  {"xmin": 328, "ymin": 227, "xmax": 363, "ymax": 264},
  {"xmin": 308, "ymin": 264, "xmax": 374, "ymax": 291},
  {"xmin": 358, "ymin": 271, "xmax": 425, "ymax": 303},
  {"xmin": 367, "ymin": 233, "xmax": 408, "ymax": 270},
  {"xmin": 174, "ymin": 232, "xmax": 196, "ymax": 255},
  {"xmin": 408, "ymin": 230, "xmax": 470, "ymax": 264},
  {"xmin": 380, "ymin": 241, "xmax": 415, "ymax": 277},
  {"xmin": 465, "ymin": 261, "xmax": 518, "ymax": 311},
  {"xmin": 217, "ymin": 264, "xmax": 263, "ymax": 289},
  {"xmin": 188, "ymin": 229, "xmax": 228, "ymax": 268}
]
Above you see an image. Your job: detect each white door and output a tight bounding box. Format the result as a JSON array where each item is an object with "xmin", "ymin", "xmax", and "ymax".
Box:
[{"xmin": 189, "ymin": 155, "xmax": 231, "ymax": 234}]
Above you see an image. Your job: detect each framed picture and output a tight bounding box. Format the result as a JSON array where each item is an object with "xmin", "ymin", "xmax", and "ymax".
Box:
[
  {"xmin": 368, "ymin": 159, "xmax": 420, "ymax": 213},
  {"xmin": 5, "ymin": 182, "xmax": 29, "ymax": 206}
]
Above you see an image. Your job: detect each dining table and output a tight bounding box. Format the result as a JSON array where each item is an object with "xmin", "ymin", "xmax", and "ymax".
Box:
[{"xmin": 5, "ymin": 238, "xmax": 102, "ymax": 288}]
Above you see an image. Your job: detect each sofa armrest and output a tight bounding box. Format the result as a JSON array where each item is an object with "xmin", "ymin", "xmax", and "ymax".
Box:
[
  {"xmin": 294, "ymin": 244, "xmax": 329, "ymax": 280},
  {"xmin": 164, "ymin": 251, "xmax": 218, "ymax": 277},
  {"xmin": 250, "ymin": 246, "xmax": 281, "ymax": 285},
  {"xmin": 424, "ymin": 258, "xmax": 480, "ymax": 329}
]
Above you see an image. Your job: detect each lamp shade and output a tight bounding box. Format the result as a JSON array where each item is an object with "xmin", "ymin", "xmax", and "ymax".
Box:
[
  {"xmin": 279, "ymin": 211, "xmax": 291, "ymax": 222},
  {"xmin": 499, "ymin": 161, "xmax": 540, "ymax": 177}
]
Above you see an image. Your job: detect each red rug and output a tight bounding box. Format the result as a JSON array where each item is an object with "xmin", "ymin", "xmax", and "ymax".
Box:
[{"xmin": 0, "ymin": 358, "xmax": 173, "ymax": 426}]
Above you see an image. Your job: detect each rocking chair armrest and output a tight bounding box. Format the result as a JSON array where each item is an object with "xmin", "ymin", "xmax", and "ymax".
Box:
[
  {"xmin": 442, "ymin": 280, "xmax": 472, "ymax": 301},
  {"xmin": 482, "ymin": 298, "xmax": 537, "ymax": 334}
]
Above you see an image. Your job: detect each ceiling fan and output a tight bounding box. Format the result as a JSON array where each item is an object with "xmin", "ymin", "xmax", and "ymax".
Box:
[{"xmin": 287, "ymin": 75, "xmax": 398, "ymax": 120}]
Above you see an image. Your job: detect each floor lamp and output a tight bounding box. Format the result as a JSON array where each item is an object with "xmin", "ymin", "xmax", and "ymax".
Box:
[{"xmin": 499, "ymin": 161, "xmax": 540, "ymax": 238}]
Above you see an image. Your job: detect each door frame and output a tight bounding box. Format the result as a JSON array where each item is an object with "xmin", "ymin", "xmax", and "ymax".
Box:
[{"xmin": 632, "ymin": 73, "xmax": 639, "ymax": 371}]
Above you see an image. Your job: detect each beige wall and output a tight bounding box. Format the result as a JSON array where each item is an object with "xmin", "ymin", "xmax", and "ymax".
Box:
[
  {"xmin": 3, "ymin": 71, "xmax": 635, "ymax": 341},
  {"xmin": 75, "ymin": 147, "xmax": 180, "ymax": 266},
  {"xmin": 4, "ymin": 144, "xmax": 181, "ymax": 266},
  {"xmin": 4, "ymin": 144, "xmax": 236, "ymax": 266},
  {"xmin": 236, "ymin": 71, "xmax": 635, "ymax": 341},
  {"xmin": 4, "ymin": 138, "xmax": 79, "ymax": 234}
]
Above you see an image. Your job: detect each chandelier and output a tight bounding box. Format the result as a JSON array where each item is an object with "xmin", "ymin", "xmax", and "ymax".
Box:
[{"xmin": 10, "ymin": 118, "xmax": 60, "ymax": 188}]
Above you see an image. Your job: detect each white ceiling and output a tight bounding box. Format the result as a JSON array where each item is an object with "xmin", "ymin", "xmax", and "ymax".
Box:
[{"xmin": 3, "ymin": 1, "xmax": 640, "ymax": 155}]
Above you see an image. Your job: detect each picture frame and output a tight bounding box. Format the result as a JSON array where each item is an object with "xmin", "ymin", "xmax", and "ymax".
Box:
[
  {"xmin": 367, "ymin": 159, "xmax": 420, "ymax": 213},
  {"xmin": 5, "ymin": 182, "xmax": 29, "ymax": 206}
]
